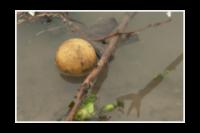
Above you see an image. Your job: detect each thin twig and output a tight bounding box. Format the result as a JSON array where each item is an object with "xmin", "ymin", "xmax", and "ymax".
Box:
[{"xmin": 93, "ymin": 18, "xmax": 172, "ymax": 41}]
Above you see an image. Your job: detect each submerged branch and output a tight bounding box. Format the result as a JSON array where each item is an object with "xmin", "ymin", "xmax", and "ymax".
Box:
[{"xmin": 117, "ymin": 53, "xmax": 183, "ymax": 116}]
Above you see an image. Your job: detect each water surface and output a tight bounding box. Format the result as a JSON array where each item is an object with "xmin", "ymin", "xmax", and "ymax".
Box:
[{"xmin": 17, "ymin": 12, "xmax": 183, "ymax": 121}]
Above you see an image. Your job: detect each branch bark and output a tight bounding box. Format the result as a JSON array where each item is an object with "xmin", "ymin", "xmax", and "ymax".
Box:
[{"xmin": 65, "ymin": 13, "xmax": 136, "ymax": 121}]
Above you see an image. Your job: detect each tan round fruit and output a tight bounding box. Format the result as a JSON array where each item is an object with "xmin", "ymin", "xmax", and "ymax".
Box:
[{"xmin": 55, "ymin": 38, "xmax": 97, "ymax": 77}]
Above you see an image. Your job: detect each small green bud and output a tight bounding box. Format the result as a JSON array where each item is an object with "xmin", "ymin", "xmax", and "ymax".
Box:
[
  {"xmin": 75, "ymin": 102, "xmax": 95, "ymax": 120},
  {"xmin": 102, "ymin": 103, "xmax": 116, "ymax": 112}
]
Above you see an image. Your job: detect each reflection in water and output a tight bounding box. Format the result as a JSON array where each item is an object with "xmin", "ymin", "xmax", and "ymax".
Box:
[
  {"xmin": 117, "ymin": 53, "xmax": 183, "ymax": 117},
  {"xmin": 60, "ymin": 73, "xmax": 85, "ymax": 84}
]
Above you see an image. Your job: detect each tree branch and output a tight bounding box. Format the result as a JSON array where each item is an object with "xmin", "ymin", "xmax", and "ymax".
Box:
[{"xmin": 65, "ymin": 13, "xmax": 136, "ymax": 121}]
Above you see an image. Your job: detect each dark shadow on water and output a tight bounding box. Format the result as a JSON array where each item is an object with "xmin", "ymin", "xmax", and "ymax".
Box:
[
  {"xmin": 59, "ymin": 64, "xmax": 109, "ymax": 86},
  {"xmin": 60, "ymin": 73, "xmax": 86, "ymax": 84},
  {"xmin": 118, "ymin": 34, "xmax": 140, "ymax": 48}
]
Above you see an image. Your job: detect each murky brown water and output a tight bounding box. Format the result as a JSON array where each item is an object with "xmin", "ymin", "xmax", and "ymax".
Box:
[{"xmin": 16, "ymin": 12, "xmax": 183, "ymax": 121}]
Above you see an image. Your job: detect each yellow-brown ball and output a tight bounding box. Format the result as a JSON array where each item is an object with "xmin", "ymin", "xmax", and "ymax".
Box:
[{"xmin": 55, "ymin": 38, "xmax": 97, "ymax": 77}]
